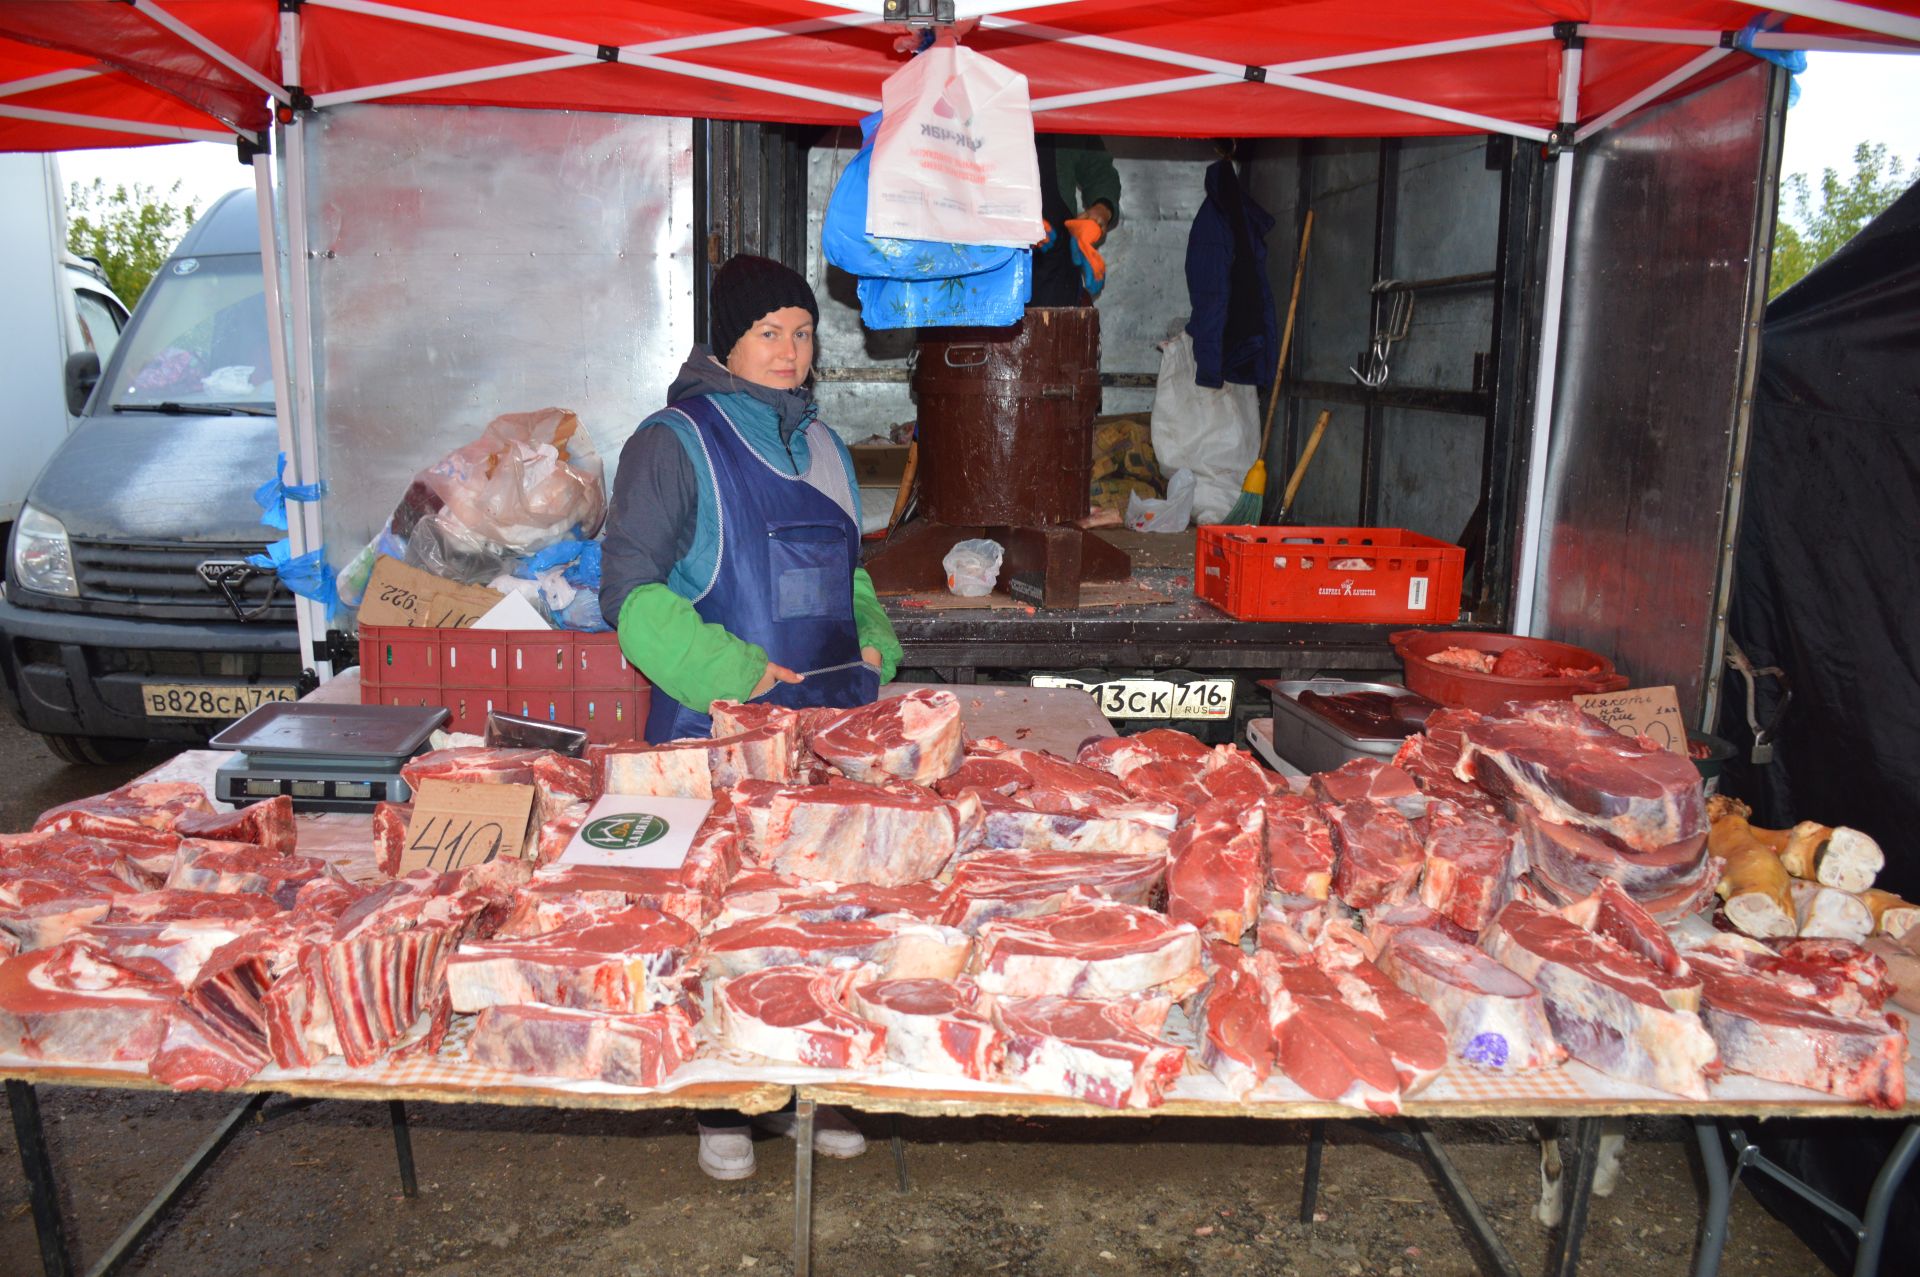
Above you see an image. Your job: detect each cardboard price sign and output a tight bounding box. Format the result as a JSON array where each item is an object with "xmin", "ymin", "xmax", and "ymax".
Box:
[
  {"xmin": 1573, "ymin": 684, "xmax": 1688, "ymax": 755},
  {"xmin": 400, "ymin": 779, "xmax": 535, "ymax": 873},
  {"xmin": 359, "ymin": 556, "xmax": 503, "ymax": 629}
]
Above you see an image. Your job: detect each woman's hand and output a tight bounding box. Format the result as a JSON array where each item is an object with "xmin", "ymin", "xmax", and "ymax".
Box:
[
  {"xmin": 861, "ymin": 645, "xmax": 883, "ymax": 669},
  {"xmin": 752, "ymin": 661, "xmax": 804, "ymax": 698}
]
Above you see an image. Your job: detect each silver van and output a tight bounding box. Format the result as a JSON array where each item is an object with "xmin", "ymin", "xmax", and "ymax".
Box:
[{"xmin": 1, "ymin": 187, "xmax": 298, "ymax": 764}]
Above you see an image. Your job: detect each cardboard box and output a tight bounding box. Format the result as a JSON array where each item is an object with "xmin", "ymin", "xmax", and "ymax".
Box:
[
  {"xmin": 358, "ymin": 555, "xmax": 504, "ymax": 629},
  {"xmin": 850, "ymin": 444, "xmax": 912, "ymax": 487}
]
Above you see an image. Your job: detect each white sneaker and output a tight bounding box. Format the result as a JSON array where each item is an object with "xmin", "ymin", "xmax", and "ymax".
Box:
[
  {"xmin": 753, "ymin": 1107, "xmax": 868, "ymax": 1159},
  {"xmin": 696, "ymin": 1123, "xmax": 757, "ymax": 1180}
]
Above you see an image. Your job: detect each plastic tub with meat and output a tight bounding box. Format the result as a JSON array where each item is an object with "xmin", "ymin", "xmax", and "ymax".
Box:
[{"xmin": 1388, "ymin": 630, "xmax": 1627, "ymax": 713}]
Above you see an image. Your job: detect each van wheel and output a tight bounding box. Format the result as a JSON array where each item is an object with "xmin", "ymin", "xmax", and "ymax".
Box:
[{"xmin": 41, "ymin": 734, "xmax": 145, "ymax": 766}]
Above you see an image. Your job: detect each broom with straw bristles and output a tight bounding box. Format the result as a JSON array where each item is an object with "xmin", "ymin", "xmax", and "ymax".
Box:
[{"xmin": 1222, "ymin": 208, "xmax": 1314, "ymax": 525}]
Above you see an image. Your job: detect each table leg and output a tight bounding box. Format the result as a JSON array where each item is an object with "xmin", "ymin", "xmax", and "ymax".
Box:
[
  {"xmin": 888, "ymin": 1116, "xmax": 910, "ymax": 1194},
  {"xmin": 1546, "ymin": 1117, "xmax": 1601, "ymax": 1277},
  {"xmin": 6, "ymin": 1081, "xmax": 72, "ymax": 1277},
  {"xmin": 792, "ymin": 1097, "xmax": 815, "ymax": 1277},
  {"xmin": 1691, "ymin": 1118, "xmax": 1731, "ymax": 1277},
  {"xmin": 389, "ymin": 1101, "xmax": 419, "ymax": 1198},
  {"xmin": 1299, "ymin": 1119, "xmax": 1326, "ymax": 1223},
  {"xmin": 91, "ymin": 1092, "xmax": 264, "ymax": 1277},
  {"xmin": 1852, "ymin": 1122, "xmax": 1920, "ymax": 1277},
  {"xmin": 1412, "ymin": 1121, "xmax": 1522, "ymax": 1277}
]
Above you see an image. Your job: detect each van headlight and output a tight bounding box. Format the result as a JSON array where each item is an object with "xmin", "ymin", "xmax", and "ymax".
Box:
[{"xmin": 10, "ymin": 506, "xmax": 79, "ymax": 597}]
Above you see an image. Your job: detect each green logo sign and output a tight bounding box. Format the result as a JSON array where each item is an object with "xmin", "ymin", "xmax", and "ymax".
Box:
[{"xmin": 582, "ymin": 813, "xmax": 669, "ymax": 851}]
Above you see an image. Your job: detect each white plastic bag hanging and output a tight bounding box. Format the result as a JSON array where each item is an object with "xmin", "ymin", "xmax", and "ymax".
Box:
[
  {"xmin": 1149, "ymin": 333, "xmax": 1259, "ymax": 525},
  {"xmin": 867, "ymin": 43, "xmax": 1043, "ymax": 248}
]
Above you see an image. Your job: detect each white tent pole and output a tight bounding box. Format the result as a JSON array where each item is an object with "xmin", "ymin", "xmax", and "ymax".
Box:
[
  {"xmin": 1578, "ymin": 26, "xmax": 1722, "ymax": 46},
  {"xmin": 1033, "ymin": 73, "xmax": 1237, "ymax": 113},
  {"xmin": 1733, "ymin": 0, "xmax": 1920, "ymax": 43},
  {"xmin": 0, "ymin": 104, "xmax": 238, "ymax": 143},
  {"xmin": 274, "ymin": 13, "xmax": 331, "ymax": 680},
  {"xmin": 251, "ymin": 150, "xmax": 324, "ymax": 680},
  {"xmin": 1751, "ymin": 32, "xmax": 1919, "ymax": 49},
  {"xmin": 1576, "ymin": 47, "xmax": 1730, "ymax": 142},
  {"xmin": 131, "ymin": 0, "xmax": 290, "ymax": 102},
  {"xmin": 312, "ymin": 55, "xmax": 596, "ymax": 109},
  {"xmin": 613, "ymin": 52, "xmax": 880, "ymax": 112},
  {"xmin": 1513, "ymin": 40, "xmax": 1581, "ymax": 638},
  {"xmin": 1260, "ymin": 72, "xmax": 1555, "ymax": 141},
  {"xmin": 0, "ymin": 68, "xmax": 101, "ymax": 99}
]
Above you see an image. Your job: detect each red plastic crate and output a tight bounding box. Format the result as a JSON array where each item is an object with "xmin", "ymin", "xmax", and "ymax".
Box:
[
  {"xmin": 1195, "ymin": 525, "xmax": 1465, "ymax": 624},
  {"xmin": 359, "ymin": 626, "xmax": 650, "ymax": 743}
]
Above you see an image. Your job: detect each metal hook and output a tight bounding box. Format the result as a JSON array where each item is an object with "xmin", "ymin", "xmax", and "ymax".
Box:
[{"xmin": 1349, "ymin": 280, "xmax": 1415, "ymax": 388}]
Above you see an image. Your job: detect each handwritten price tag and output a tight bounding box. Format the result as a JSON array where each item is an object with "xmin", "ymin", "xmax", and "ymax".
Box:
[{"xmin": 1573, "ymin": 684, "xmax": 1688, "ymax": 755}]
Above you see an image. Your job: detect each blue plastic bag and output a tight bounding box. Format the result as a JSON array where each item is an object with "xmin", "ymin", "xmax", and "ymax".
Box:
[{"xmin": 824, "ymin": 112, "xmax": 1032, "ymax": 329}]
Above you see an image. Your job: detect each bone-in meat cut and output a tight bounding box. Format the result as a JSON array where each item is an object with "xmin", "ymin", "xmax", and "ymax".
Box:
[
  {"xmin": 468, "ymin": 1002, "xmax": 696, "ymax": 1088},
  {"xmin": 1458, "ymin": 703, "xmax": 1706, "ymax": 853},
  {"xmin": 969, "ymin": 893, "xmax": 1203, "ymax": 1001},
  {"xmin": 934, "ymin": 743, "xmax": 1135, "ymax": 813},
  {"xmin": 963, "ymin": 796, "xmax": 1174, "ymax": 858},
  {"xmin": 1325, "ymin": 799, "xmax": 1424, "ymax": 910},
  {"xmin": 1166, "ymin": 801, "xmax": 1266, "ymax": 942},
  {"xmin": 711, "ymin": 965, "xmax": 886, "ymax": 1067},
  {"xmin": 165, "ymin": 841, "xmax": 339, "ymax": 909},
  {"xmin": 731, "ymin": 779, "xmax": 963, "ymax": 885},
  {"xmin": 446, "ymin": 905, "xmax": 698, "ymax": 1013},
  {"xmin": 936, "ymin": 852, "xmax": 1167, "ymax": 933},
  {"xmin": 173, "ymin": 796, "xmax": 297, "ymax": 856},
  {"xmin": 1417, "ymin": 799, "xmax": 1520, "ymax": 931},
  {"xmin": 805, "ymin": 689, "xmax": 964, "ymax": 785},
  {"xmin": 698, "ymin": 911, "xmax": 971, "ymax": 982},
  {"xmin": 851, "ymin": 978, "xmax": 1004, "ymax": 1079},
  {"xmin": 1381, "ymin": 928, "xmax": 1565, "ymax": 1072},
  {"xmin": 0, "ymin": 939, "xmax": 177, "ymax": 1064},
  {"xmin": 1481, "ymin": 897, "xmax": 1718, "ymax": 1098},
  {"xmin": 992, "ymin": 995, "xmax": 1187, "ymax": 1108}
]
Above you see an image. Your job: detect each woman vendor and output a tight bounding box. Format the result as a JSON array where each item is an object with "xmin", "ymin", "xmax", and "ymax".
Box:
[{"xmin": 599, "ymin": 253, "xmax": 901, "ymax": 1180}]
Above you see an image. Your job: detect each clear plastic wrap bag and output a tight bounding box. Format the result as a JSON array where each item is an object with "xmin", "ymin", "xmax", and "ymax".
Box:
[{"xmin": 942, "ymin": 538, "xmax": 1005, "ymax": 596}]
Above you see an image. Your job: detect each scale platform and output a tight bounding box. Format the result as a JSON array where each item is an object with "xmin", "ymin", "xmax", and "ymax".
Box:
[{"xmin": 209, "ymin": 703, "xmax": 449, "ymax": 813}]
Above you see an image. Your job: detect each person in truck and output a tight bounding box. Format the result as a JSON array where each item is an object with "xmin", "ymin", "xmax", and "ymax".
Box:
[{"xmin": 599, "ymin": 253, "xmax": 902, "ymax": 1180}]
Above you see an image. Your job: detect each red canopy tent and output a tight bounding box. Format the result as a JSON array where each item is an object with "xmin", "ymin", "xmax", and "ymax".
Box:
[{"xmin": 1, "ymin": 1, "xmax": 1915, "ymax": 150}]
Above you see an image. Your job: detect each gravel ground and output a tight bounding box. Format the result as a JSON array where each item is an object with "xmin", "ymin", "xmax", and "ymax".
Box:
[{"xmin": 0, "ymin": 714, "xmax": 1834, "ymax": 1276}]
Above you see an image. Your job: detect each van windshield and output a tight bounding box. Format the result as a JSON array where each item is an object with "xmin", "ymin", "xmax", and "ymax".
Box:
[{"xmin": 107, "ymin": 253, "xmax": 274, "ymax": 413}]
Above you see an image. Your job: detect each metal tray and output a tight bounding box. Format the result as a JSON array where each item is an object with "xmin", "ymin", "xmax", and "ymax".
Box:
[
  {"xmin": 1261, "ymin": 678, "xmax": 1423, "ymax": 774},
  {"xmin": 208, "ymin": 702, "xmax": 448, "ymax": 765}
]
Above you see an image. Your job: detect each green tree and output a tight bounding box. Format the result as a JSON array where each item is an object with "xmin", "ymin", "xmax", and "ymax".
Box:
[
  {"xmin": 65, "ymin": 178, "xmax": 200, "ymax": 307},
  {"xmin": 1769, "ymin": 142, "xmax": 1913, "ymax": 300}
]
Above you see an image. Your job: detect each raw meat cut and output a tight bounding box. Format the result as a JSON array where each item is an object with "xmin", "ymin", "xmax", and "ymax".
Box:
[
  {"xmin": 1481, "ymin": 898, "xmax": 1718, "ymax": 1098},
  {"xmin": 447, "ymin": 905, "xmax": 699, "ymax": 1013},
  {"xmin": 1192, "ymin": 941, "xmax": 1273, "ymax": 1098},
  {"xmin": 969, "ymin": 893, "xmax": 1203, "ymax": 1001},
  {"xmin": 165, "ymin": 840, "xmax": 340, "ymax": 909},
  {"xmin": 713, "ymin": 872, "xmax": 946, "ymax": 928},
  {"xmin": 1326, "ymin": 799, "xmax": 1424, "ymax": 910},
  {"xmin": 501, "ymin": 863, "xmax": 717, "ymax": 935},
  {"xmin": 805, "ymin": 689, "xmax": 964, "ymax": 785},
  {"xmin": 1166, "ymin": 801, "xmax": 1265, "ymax": 942},
  {"xmin": 1254, "ymin": 949, "xmax": 1404, "ymax": 1112},
  {"xmin": 1457, "ymin": 703, "xmax": 1706, "ymax": 853},
  {"xmin": 35, "ymin": 781, "xmax": 214, "ymax": 834},
  {"xmin": 399, "ymin": 747, "xmax": 587, "ymax": 825},
  {"xmin": 1362, "ymin": 899, "xmax": 1476, "ymax": 950},
  {"xmin": 529, "ymin": 752, "xmax": 597, "ymax": 822},
  {"xmin": 1312, "ymin": 931, "xmax": 1450, "ymax": 1096},
  {"xmin": 1418, "ymin": 800, "xmax": 1521, "ymax": 931},
  {"xmin": 851, "ymin": 978, "xmax": 1004, "ymax": 1079},
  {"xmin": 1076, "ymin": 728, "xmax": 1212, "ymax": 778},
  {"xmin": 1382, "ymin": 928, "xmax": 1565, "ymax": 1072},
  {"xmin": 933, "ymin": 743, "xmax": 1135, "ymax": 813},
  {"xmin": 0, "ymin": 940, "xmax": 177, "ymax": 1064},
  {"xmin": 370, "ymin": 801, "xmax": 412, "ymax": 877},
  {"xmin": 1079, "ymin": 731, "xmax": 1275, "ymax": 819},
  {"xmin": 1258, "ymin": 892, "xmax": 1338, "ymax": 954},
  {"xmin": 936, "ymin": 852, "xmax": 1166, "ymax": 933},
  {"xmin": 149, "ymin": 1002, "xmax": 270, "ymax": 1091},
  {"xmin": 1686, "ymin": 951, "xmax": 1907, "ymax": 1108},
  {"xmin": 708, "ymin": 698, "xmax": 800, "ymax": 740},
  {"xmin": 1310, "ymin": 758, "xmax": 1421, "ymax": 806},
  {"xmin": 1515, "ymin": 807, "xmax": 1712, "ymax": 905},
  {"xmin": 533, "ymin": 802, "xmax": 588, "ymax": 865},
  {"xmin": 468, "ymin": 1003, "xmax": 696, "ymax": 1088},
  {"xmin": 1558, "ymin": 878, "xmax": 1687, "ymax": 976},
  {"xmin": 1264, "ymin": 794, "xmax": 1337, "ymax": 900},
  {"xmin": 596, "ymin": 726, "xmax": 793, "ymax": 798},
  {"xmin": 992, "ymin": 995, "xmax": 1187, "ymax": 1108},
  {"xmin": 963, "ymin": 796, "xmax": 1174, "ymax": 858},
  {"xmin": 0, "ymin": 834, "xmax": 147, "ymax": 951},
  {"xmin": 699, "ymin": 912, "xmax": 970, "ymax": 982},
  {"xmin": 731, "ymin": 779, "xmax": 964, "ymax": 886},
  {"xmin": 1772, "ymin": 939, "xmax": 1896, "ymax": 1012},
  {"xmin": 1393, "ymin": 721, "xmax": 1501, "ymax": 813},
  {"xmin": 78, "ymin": 890, "xmax": 280, "ymax": 987},
  {"xmin": 174, "ymin": 796, "xmax": 296, "ymax": 855},
  {"xmin": 710, "ymin": 965, "xmax": 886, "ymax": 1067}
]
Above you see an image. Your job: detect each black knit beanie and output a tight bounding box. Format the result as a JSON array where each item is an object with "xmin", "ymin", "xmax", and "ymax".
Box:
[{"xmin": 710, "ymin": 254, "xmax": 820, "ymax": 361}]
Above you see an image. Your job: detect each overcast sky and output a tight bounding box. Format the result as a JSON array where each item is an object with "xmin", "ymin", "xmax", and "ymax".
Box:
[{"xmin": 55, "ymin": 50, "xmax": 1919, "ymax": 230}]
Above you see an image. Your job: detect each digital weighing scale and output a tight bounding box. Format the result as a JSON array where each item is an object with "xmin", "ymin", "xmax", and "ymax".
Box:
[{"xmin": 209, "ymin": 703, "xmax": 450, "ymax": 813}]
